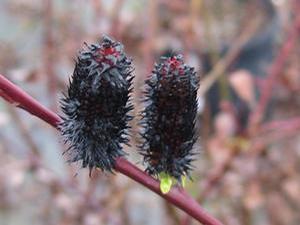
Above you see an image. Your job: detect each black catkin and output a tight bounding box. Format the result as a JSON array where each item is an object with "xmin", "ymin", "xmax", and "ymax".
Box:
[
  {"xmin": 140, "ymin": 55, "xmax": 199, "ymax": 186},
  {"xmin": 60, "ymin": 36, "xmax": 134, "ymax": 175}
]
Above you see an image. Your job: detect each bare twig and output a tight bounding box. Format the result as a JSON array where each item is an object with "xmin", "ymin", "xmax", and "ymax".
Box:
[
  {"xmin": 44, "ymin": 0, "xmax": 57, "ymax": 111},
  {"xmin": 259, "ymin": 117, "xmax": 300, "ymax": 134},
  {"xmin": 164, "ymin": 201, "xmax": 181, "ymax": 225},
  {"xmin": 143, "ymin": 0, "xmax": 157, "ymax": 73},
  {"xmin": 249, "ymin": 12, "xmax": 300, "ymax": 131},
  {"xmin": 109, "ymin": 0, "xmax": 124, "ymax": 39},
  {"xmin": 0, "ymin": 74, "xmax": 223, "ymax": 225},
  {"xmin": 197, "ymin": 17, "xmax": 260, "ymax": 97},
  {"xmin": 6, "ymin": 105, "xmax": 41, "ymax": 156},
  {"xmin": 0, "ymin": 75, "xmax": 59, "ymax": 127}
]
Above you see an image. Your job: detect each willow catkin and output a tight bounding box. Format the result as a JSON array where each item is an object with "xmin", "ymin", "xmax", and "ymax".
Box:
[
  {"xmin": 140, "ymin": 55, "xmax": 199, "ymax": 188},
  {"xmin": 60, "ymin": 36, "xmax": 134, "ymax": 174}
]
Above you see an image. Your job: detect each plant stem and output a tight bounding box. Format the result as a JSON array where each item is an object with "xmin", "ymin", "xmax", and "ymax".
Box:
[
  {"xmin": 115, "ymin": 157, "xmax": 223, "ymax": 225},
  {"xmin": 0, "ymin": 74, "xmax": 223, "ymax": 225},
  {"xmin": 0, "ymin": 75, "xmax": 60, "ymax": 127}
]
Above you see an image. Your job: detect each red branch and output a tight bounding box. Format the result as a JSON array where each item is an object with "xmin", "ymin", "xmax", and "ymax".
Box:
[
  {"xmin": 249, "ymin": 12, "xmax": 300, "ymax": 130},
  {"xmin": 0, "ymin": 74, "xmax": 223, "ymax": 225},
  {"xmin": 0, "ymin": 75, "xmax": 59, "ymax": 127}
]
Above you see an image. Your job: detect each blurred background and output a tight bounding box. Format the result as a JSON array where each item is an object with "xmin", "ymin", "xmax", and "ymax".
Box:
[{"xmin": 0, "ymin": 0, "xmax": 300, "ymax": 225}]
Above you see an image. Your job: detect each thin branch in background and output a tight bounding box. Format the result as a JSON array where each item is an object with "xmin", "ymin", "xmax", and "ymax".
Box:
[
  {"xmin": 92, "ymin": 0, "xmax": 102, "ymax": 19},
  {"xmin": 164, "ymin": 201, "xmax": 181, "ymax": 225},
  {"xmin": 249, "ymin": 11, "xmax": 300, "ymax": 132},
  {"xmin": 200, "ymin": 0, "xmax": 219, "ymax": 64},
  {"xmin": 91, "ymin": 0, "xmax": 103, "ymax": 39},
  {"xmin": 44, "ymin": 0, "xmax": 57, "ymax": 111},
  {"xmin": 198, "ymin": 149, "xmax": 238, "ymax": 202},
  {"xmin": 6, "ymin": 105, "xmax": 41, "ymax": 157},
  {"xmin": 250, "ymin": 124, "xmax": 300, "ymax": 157},
  {"xmin": 181, "ymin": 0, "xmax": 202, "ymax": 57},
  {"xmin": 143, "ymin": 0, "xmax": 157, "ymax": 74},
  {"xmin": 259, "ymin": 117, "xmax": 300, "ymax": 134},
  {"xmin": 102, "ymin": 177, "xmax": 131, "ymax": 225},
  {"xmin": 197, "ymin": 17, "xmax": 260, "ymax": 97},
  {"xmin": 119, "ymin": 184, "xmax": 132, "ymax": 225},
  {"xmin": 0, "ymin": 73, "xmax": 224, "ymax": 225},
  {"xmin": 109, "ymin": 0, "xmax": 124, "ymax": 40}
]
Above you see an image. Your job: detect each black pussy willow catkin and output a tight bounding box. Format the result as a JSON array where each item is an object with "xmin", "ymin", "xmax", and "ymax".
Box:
[
  {"xmin": 60, "ymin": 36, "xmax": 134, "ymax": 174},
  {"xmin": 140, "ymin": 55, "xmax": 199, "ymax": 182}
]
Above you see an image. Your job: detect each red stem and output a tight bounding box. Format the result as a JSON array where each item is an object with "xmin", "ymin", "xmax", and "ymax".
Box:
[
  {"xmin": 0, "ymin": 74, "xmax": 223, "ymax": 225},
  {"xmin": 0, "ymin": 75, "xmax": 59, "ymax": 127},
  {"xmin": 115, "ymin": 157, "xmax": 223, "ymax": 225}
]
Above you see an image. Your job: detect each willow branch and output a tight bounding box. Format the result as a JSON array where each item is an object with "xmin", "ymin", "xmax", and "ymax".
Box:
[{"xmin": 0, "ymin": 74, "xmax": 223, "ymax": 225}]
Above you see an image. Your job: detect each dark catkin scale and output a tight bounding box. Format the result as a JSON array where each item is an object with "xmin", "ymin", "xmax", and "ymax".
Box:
[
  {"xmin": 60, "ymin": 36, "xmax": 134, "ymax": 174},
  {"xmin": 140, "ymin": 55, "xmax": 199, "ymax": 183}
]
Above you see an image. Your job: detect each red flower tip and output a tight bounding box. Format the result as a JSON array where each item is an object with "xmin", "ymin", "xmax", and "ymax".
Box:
[
  {"xmin": 101, "ymin": 46, "xmax": 120, "ymax": 57},
  {"xmin": 161, "ymin": 55, "xmax": 185, "ymax": 76},
  {"xmin": 168, "ymin": 56, "xmax": 181, "ymax": 69}
]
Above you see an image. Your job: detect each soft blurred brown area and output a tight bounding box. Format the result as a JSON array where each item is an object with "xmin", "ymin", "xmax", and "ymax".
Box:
[{"xmin": 0, "ymin": 0, "xmax": 300, "ymax": 225}]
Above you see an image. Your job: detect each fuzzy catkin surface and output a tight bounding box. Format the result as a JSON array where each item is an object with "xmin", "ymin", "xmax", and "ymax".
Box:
[
  {"xmin": 60, "ymin": 36, "xmax": 134, "ymax": 173},
  {"xmin": 140, "ymin": 55, "xmax": 199, "ymax": 181}
]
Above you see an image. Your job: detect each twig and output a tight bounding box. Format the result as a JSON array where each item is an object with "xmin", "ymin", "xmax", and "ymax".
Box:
[
  {"xmin": 164, "ymin": 201, "xmax": 181, "ymax": 225},
  {"xmin": 249, "ymin": 12, "xmax": 300, "ymax": 131},
  {"xmin": 197, "ymin": 17, "xmax": 260, "ymax": 97},
  {"xmin": 6, "ymin": 105, "xmax": 41, "ymax": 156},
  {"xmin": 198, "ymin": 149, "xmax": 238, "ymax": 201},
  {"xmin": 109, "ymin": 0, "xmax": 124, "ymax": 39},
  {"xmin": 0, "ymin": 75, "xmax": 59, "ymax": 127},
  {"xmin": 44, "ymin": 0, "xmax": 57, "ymax": 111},
  {"xmin": 0, "ymin": 73, "xmax": 223, "ymax": 225},
  {"xmin": 259, "ymin": 117, "xmax": 300, "ymax": 133},
  {"xmin": 143, "ymin": 0, "xmax": 157, "ymax": 73}
]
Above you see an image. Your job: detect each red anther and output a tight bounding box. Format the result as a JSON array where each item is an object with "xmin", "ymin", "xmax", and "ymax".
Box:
[
  {"xmin": 167, "ymin": 57, "xmax": 182, "ymax": 72},
  {"xmin": 95, "ymin": 46, "xmax": 121, "ymax": 65},
  {"xmin": 103, "ymin": 46, "xmax": 116, "ymax": 55},
  {"xmin": 166, "ymin": 57, "xmax": 185, "ymax": 76}
]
